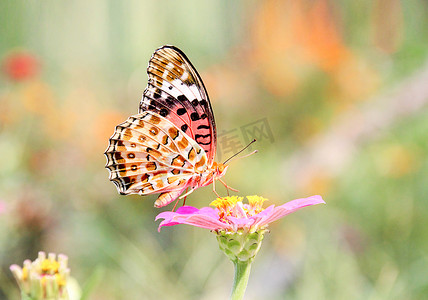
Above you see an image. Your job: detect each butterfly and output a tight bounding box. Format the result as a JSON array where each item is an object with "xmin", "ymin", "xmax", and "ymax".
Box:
[{"xmin": 104, "ymin": 45, "xmax": 230, "ymax": 208}]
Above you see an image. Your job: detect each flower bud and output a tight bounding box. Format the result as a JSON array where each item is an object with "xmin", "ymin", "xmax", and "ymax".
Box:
[{"xmin": 216, "ymin": 228, "xmax": 268, "ymax": 263}]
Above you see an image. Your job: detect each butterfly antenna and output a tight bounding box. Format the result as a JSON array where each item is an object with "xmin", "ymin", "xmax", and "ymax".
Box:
[{"xmin": 223, "ymin": 139, "xmax": 257, "ymax": 165}]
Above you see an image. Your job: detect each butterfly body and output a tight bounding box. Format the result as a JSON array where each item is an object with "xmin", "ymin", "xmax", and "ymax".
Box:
[{"xmin": 105, "ymin": 46, "xmax": 228, "ymax": 207}]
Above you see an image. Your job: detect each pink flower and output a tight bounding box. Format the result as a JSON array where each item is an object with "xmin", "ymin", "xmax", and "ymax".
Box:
[
  {"xmin": 157, "ymin": 195, "xmax": 325, "ymax": 298},
  {"xmin": 156, "ymin": 195, "xmax": 325, "ymax": 232}
]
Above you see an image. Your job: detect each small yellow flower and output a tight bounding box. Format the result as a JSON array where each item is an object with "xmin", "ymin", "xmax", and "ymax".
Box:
[{"xmin": 10, "ymin": 251, "xmax": 71, "ymax": 300}]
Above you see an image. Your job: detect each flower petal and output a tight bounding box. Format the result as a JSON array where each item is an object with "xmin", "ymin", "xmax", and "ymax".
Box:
[
  {"xmin": 250, "ymin": 205, "xmax": 275, "ymax": 226},
  {"xmin": 226, "ymin": 216, "xmax": 255, "ymax": 228},
  {"xmin": 155, "ymin": 205, "xmax": 199, "ymax": 222},
  {"xmin": 252, "ymin": 195, "xmax": 325, "ymax": 228},
  {"xmin": 171, "ymin": 214, "xmax": 231, "ymax": 231},
  {"xmin": 156, "ymin": 206, "xmax": 230, "ymax": 231}
]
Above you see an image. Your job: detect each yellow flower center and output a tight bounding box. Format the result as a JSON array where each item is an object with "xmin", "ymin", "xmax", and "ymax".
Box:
[
  {"xmin": 41, "ymin": 259, "xmax": 60, "ymax": 274},
  {"xmin": 246, "ymin": 195, "xmax": 268, "ymax": 214},
  {"xmin": 210, "ymin": 196, "xmax": 242, "ymax": 210},
  {"xmin": 210, "ymin": 195, "xmax": 268, "ymax": 220},
  {"xmin": 39, "ymin": 258, "xmax": 66, "ymax": 287}
]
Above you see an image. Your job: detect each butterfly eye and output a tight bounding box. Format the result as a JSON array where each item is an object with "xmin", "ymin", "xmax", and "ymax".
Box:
[{"xmin": 218, "ymin": 164, "xmax": 225, "ymax": 173}]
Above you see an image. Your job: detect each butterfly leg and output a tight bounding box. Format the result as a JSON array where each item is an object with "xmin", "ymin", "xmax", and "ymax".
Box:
[
  {"xmin": 171, "ymin": 188, "xmax": 189, "ymax": 211},
  {"xmin": 218, "ymin": 178, "xmax": 239, "ymax": 194},
  {"xmin": 172, "ymin": 197, "xmax": 181, "ymax": 212},
  {"xmin": 182, "ymin": 188, "xmax": 189, "ymax": 206},
  {"xmin": 212, "ymin": 180, "xmax": 220, "ymax": 198},
  {"xmin": 179, "ymin": 188, "xmax": 195, "ymax": 200}
]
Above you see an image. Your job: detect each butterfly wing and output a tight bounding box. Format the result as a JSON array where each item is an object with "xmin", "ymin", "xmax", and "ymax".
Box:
[
  {"xmin": 104, "ymin": 111, "xmax": 209, "ymax": 207},
  {"xmin": 139, "ymin": 45, "xmax": 217, "ymax": 164}
]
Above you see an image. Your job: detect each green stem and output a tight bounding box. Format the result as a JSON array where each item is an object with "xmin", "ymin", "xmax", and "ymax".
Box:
[{"xmin": 230, "ymin": 260, "xmax": 252, "ymax": 300}]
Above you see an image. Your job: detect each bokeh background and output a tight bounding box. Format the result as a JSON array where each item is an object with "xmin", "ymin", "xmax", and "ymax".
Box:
[{"xmin": 1, "ymin": 0, "xmax": 428, "ymax": 299}]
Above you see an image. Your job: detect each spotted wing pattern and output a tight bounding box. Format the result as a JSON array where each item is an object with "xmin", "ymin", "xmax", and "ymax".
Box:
[
  {"xmin": 139, "ymin": 45, "xmax": 217, "ymax": 164},
  {"xmin": 105, "ymin": 111, "xmax": 209, "ymax": 207}
]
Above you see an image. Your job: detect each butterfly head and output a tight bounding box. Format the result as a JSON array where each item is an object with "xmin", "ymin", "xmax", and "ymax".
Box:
[{"xmin": 212, "ymin": 162, "xmax": 228, "ymax": 179}]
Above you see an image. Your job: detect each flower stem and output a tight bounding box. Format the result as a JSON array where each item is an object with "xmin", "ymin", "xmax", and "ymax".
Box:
[{"xmin": 230, "ymin": 260, "xmax": 252, "ymax": 300}]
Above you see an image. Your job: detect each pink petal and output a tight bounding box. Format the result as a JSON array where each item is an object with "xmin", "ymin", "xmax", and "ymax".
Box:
[
  {"xmin": 176, "ymin": 206, "xmax": 201, "ymax": 214},
  {"xmin": 253, "ymin": 195, "xmax": 325, "ymax": 228},
  {"xmin": 226, "ymin": 216, "xmax": 255, "ymax": 228},
  {"xmin": 156, "ymin": 206, "xmax": 230, "ymax": 231},
  {"xmin": 158, "ymin": 220, "xmax": 181, "ymax": 229},
  {"xmin": 170, "ymin": 214, "xmax": 230, "ymax": 231},
  {"xmin": 232, "ymin": 202, "xmax": 247, "ymax": 218},
  {"xmin": 250, "ymin": 205, "xmax": 275, "ymax": 225},
  {"xmin": 155, "ymin": 205, "xmax": 199, "ymax": 222}
]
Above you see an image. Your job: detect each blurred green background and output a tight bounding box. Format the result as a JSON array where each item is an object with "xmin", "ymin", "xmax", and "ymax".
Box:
[{"xmin": 1, "ymin": 0, "xmax": 428, "ymax": 299}]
